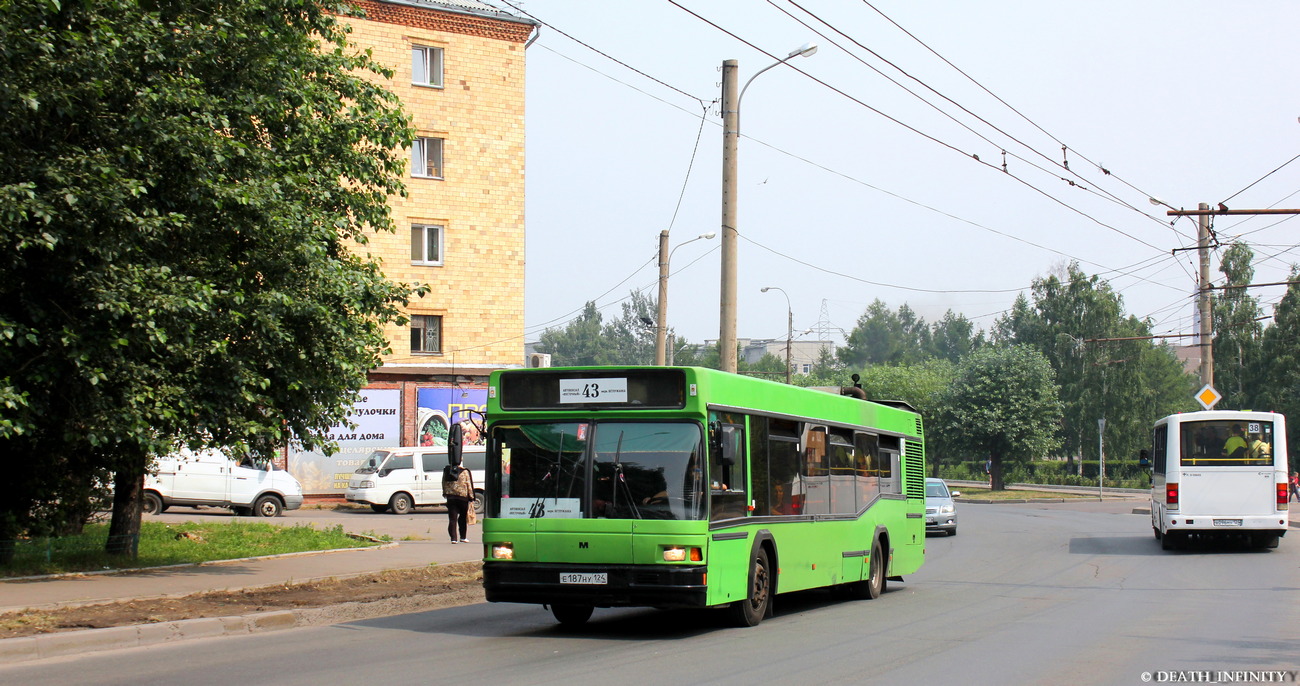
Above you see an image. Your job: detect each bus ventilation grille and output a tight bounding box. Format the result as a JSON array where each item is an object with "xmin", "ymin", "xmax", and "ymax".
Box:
[
  {"xmin": 903, "ymin": 440, "xmax": 926, "ymax": 499},
  {"xmin": 914, "ymin": 417, "xmax": 924, "ymax": 436}
]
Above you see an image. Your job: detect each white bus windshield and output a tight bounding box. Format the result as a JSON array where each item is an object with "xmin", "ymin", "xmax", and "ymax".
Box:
[{"xmin": 1180, "ymin": 420, "xmax": 1274, "ymax": 467}]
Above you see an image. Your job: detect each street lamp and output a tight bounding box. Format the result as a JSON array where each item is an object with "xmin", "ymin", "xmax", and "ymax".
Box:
[
  {"xmin": 655, "ymin": 230, "xmax": 717, "ymax": 365},
  {"xmin": 719, "ymin": 42, "xmax": 817, "ymax": 373},
  {"xmin": 760, "ymin": 286, "xmax": 793, "ymax": 384}
]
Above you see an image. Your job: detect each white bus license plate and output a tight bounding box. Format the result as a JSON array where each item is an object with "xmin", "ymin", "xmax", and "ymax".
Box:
[
  {"xmin": 1213, "ymin": 519, "xmax": 1243, "ymax": 527},
  {"xmin": 560, "ymin": 572, "xmax": 608, "ymax": 585}
]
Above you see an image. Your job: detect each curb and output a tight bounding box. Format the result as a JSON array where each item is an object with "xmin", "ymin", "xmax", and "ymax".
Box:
[{"xmin": 0, "ymin": 561, "xmax": 482, "ymax": 665}]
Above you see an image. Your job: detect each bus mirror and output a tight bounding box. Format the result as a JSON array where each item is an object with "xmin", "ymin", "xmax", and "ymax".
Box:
[
  {"xmin": 448, "ymin": 423, "xmax": 463, "ymax": 467},
  {"xmin": 720, "ymin": 425, "xmax": 740, "ymax": 465}
]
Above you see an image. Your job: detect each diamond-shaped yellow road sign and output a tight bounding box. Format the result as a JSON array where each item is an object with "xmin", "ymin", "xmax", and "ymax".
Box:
[{"xmin": 1195, "ymin": 384, "xmax": 1222, "ymax": 410}]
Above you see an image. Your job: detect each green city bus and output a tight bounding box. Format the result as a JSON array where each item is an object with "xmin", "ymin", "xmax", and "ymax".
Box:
[{"xmin": 476, "ymin": 366, "xmax": 927, "ymax": 627}]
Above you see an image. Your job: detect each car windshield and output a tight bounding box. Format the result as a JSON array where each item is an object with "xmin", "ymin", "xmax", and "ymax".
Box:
[
  {"xmin": 489, "ymin": 421, "xmax": 706, "ymax": 520},
  {"xmin": 925, "ymin": 481, "xmax": 950, "ymax": 498},
  {"xmin": 356, "ymin": 450, "xmax": 391, "ymax": 474}
]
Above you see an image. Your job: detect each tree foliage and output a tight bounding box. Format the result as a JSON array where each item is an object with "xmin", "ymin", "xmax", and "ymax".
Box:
[
  {"xmin": 934, "ymin": 346, "xmax": 1063, "ymax": 489},
  {"xmin": 993, "ymin": 263, "xmax": 1193, "ymax": 470},
  {"xmin": 0, "ymin": 0, "xmax": 416, "ymax": 551},
  {"xmin": 1213, "ymin": 242, "xmax": 1265, "ymax": 407}
]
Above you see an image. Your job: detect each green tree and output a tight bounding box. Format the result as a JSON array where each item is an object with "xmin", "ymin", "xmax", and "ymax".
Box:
[
  {"xmin": 1257, "ymin": 268, "xmax": 1300, "ymax": 470},
  {"xmin": 536, "ymin": 292, "xmax": 664, "ymax": 366},
  {"xmin": 994, "ymin": 263, "xmax": 1192, "ymax": 473},
  {"xmin": 929, "ymin": 310, "xmax": 985, "ymax": 362},
  {"xmin": 0, "ymin": 0, "xmax": 416, "ymax": 554},
  {"xmin": 838, "ymin": 300, "xmax": 931, "ymax": 368},
  {"xmin": 1213, "ymin": 242, "xmax": 1265, "ymax": 409},
  {"xmin": 536, "ymin": 302, "xmax": 607, "ymax": 366},
  {"xmin": 934, "ymin": 346, "xmax": 1064, "ymax": 490}
]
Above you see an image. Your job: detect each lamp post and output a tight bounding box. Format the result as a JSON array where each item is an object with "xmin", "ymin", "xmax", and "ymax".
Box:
[
  {"xmin": 655, "ymin": 230, "xmax": 716, "ymax": 365},
  {"xmin": 719, "ymin": 42, "xmax": 817, "ymax": 373},
  {"xmin": 760, "ymin": 286, "xmax": 793, "ymax": 384}
]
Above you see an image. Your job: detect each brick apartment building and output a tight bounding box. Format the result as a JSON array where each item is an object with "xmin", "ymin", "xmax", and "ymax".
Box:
[{"xmin": 289, "ymin": 1, "xmax": 536, "ymax": 494}]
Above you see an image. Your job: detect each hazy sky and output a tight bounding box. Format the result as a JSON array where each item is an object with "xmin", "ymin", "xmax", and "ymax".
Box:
[{"xmin": 494, "ymin": 0, "xmax": 1300, "ymax": 349}]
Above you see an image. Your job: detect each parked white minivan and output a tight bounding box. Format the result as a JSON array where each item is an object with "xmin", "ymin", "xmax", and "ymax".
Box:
[
  {"xmin": 345, "ymin": 446, "xmax": 486, "ymax": 515},
  {"xmin": 143, "ymin": 449, "xmax": 304, "ymax": 517}
]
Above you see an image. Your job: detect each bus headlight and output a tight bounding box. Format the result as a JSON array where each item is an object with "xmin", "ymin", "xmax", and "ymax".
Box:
[
  {"xmin": 491, "ymin": 543, "xmax": 514, "ymax": 560},
  {"xmin": 663, "ymin": 546, "xmax": 702, "ymax": 562},
  {"xmin": 358, "ymin": 480, "xmax": 374, "ymax": 489}
]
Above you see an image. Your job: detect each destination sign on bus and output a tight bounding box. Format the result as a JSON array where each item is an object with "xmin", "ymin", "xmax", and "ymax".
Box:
[{"xmin": 559, "ymin": 378, "xmax": 628, "ymax": 404}]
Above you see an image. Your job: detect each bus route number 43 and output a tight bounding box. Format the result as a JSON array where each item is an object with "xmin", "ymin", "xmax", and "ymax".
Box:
[{"xmin": 559, "ymin": 378, "xmax": 628, "ymax": 404}]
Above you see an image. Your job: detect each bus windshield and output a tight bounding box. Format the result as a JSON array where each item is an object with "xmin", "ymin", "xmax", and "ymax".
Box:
[
  {"xmin": 492, "ymin": 421, "xmax": 705, "ymax": 520},
  {"xmin": 1180, "ymin": 419, "xmax": 1274, "ymax": 467}
]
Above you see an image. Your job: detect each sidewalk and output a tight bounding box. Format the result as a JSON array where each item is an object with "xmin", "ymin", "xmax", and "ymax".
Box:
[{"xmin": 0, "ymin": 540, "xmax": 481, "ymax": 613}]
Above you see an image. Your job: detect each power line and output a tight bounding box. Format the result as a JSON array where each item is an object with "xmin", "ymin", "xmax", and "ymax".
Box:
[
  {"xmin": 1220, "ymin": 151, "xmax": 1300, "ymax": 206},
  {"xmin": 780, "ymin": 0, "xmax": 1184, "ymax": 243},
  {"xmin": 667, "ymin": 0, "xmax": 1166, "ymax": 253},
  {"xmin": 855, "ymin": 0, "xmax": 1174, "ymax": 225},
  {"xmin": 489, "ymin": 0, "xmax": 708, "ymax": 106}
]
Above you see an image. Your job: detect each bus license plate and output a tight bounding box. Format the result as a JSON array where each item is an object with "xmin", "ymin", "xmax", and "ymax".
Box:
[
  {"xmin": 1213, "ymin": 519, "xmax": 1243, "ymax": 527},
  {"xmin": 560, "ymin": 572, "xmax": 607, "ymax": 585}
]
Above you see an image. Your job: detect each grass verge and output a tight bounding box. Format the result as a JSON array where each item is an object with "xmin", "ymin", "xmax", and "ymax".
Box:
[{"xmin": 1, "ymin": 521, "xmax": 384, "ymax": 578}]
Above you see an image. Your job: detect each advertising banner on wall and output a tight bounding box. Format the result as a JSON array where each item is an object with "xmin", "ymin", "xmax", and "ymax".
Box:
[
  {"xmin": 417, "ymin": 388, "xmax": 488, "ymax": 448},
  {"xmin": 288, "ymin": 388, "xmax": 401, "ymax": 494}
]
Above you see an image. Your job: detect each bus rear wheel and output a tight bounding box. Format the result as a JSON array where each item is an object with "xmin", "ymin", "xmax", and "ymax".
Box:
[
  {"xmin": 551, "ymin": 604, "xmax": 593, "ymax": 627},
  {"xmin": 730, "ymin": 548, "xmax": 771, "ymax": 627}
]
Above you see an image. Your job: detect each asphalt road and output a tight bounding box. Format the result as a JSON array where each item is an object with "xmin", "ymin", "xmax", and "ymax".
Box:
[{"xmin": 6, "ymin": 501, "xmax": 1298, "ymax": 685}]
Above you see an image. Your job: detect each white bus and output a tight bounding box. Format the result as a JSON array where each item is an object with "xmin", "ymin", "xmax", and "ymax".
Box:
[{"xmin": 1150, "ymin": 410, "xmax": 1289, "ymax": 550}]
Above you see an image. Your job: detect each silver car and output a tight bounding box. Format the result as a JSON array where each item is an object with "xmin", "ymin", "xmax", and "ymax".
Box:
[{"xmin": 925, "ymin": 477, "xmax": 959, "ymax": 536}]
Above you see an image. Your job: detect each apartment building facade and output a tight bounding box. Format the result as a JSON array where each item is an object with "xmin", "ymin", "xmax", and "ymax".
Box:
[{"xmin": 289, "ymin": 1, "xmax": 535, "ymax": 494}]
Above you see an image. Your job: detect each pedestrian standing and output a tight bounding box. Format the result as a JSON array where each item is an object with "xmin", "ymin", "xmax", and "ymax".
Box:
[
  {"xmin": 442, "ymin": 452, "xmax": 474, "ymax": 543},
  {"xmin": 1290, "ymin": 471, "xmax": 1299, "ymax": 503}
]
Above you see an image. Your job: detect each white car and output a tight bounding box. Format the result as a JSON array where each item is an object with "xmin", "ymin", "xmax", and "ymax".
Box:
[
  {"xmin": 925, "ymin": 477, "xmax": 959, "ymax": 536},
  {"xmin": 143, "ymin": 449, "xmax": 304, "ymax": 517}
]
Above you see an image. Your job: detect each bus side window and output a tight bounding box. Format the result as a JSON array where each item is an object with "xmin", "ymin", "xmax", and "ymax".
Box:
[
  {"xmin": 709, "ymin": 420, "xmax": 747, "ymax": 521},
  {"xmin": 1152, "ymin": 426, "xmax": 1167, "ymax": 475}
]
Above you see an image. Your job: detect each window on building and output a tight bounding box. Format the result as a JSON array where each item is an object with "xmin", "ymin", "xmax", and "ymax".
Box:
[
  {"xmin": 412, "ymin": 137, "xmax": 443, "ymax": 179},
  {"xmin": 411, "ymin": 224, "xmax": 443, "ymax": 265},
  {"xmin": 412, "ymin": 45, "xmax": 444, "ymax": 87},
  {"xmin": 410, "ymin": 315, "xmax": 442, "ymax": 354},
  {"xmin": 801, "ymin": 364, "xmax": 811, "ymax": 374}
]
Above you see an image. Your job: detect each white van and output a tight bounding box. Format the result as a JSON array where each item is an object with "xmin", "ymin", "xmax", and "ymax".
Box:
[
  {"xmin": 143, "ymin": 449, "xmax": 305, "ymax": 517},
  {"xmin": 345, "ymin": 446, "xmax": 485, "ymax": 515}
]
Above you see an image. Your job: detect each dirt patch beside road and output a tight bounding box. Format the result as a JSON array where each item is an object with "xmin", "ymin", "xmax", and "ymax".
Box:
[{"xmin": 0, "ymin": 562, "xmax": 484, "ymax": 639}]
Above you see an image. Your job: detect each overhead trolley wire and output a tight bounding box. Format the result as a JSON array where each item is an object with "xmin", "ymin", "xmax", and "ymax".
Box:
[
  {"xmin": 667, "ymin": 0, "xmax": 1166, "ymax": 253},
  {"xmin": 781, "ymin": 0, "xmax": 1185, "ymax": 243}
]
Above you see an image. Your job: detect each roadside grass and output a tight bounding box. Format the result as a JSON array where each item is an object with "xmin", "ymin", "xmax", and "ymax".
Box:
[
  {"xmin": 955, "ymin": 487, "xmax": 1092, "ymax": 500},
  {"xmin": 0, "ymin": 521, "xmax": 384, "ymax": 578}
]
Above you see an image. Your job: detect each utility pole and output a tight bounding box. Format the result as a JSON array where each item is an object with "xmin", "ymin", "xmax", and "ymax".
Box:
[
  {"xmin": 655, "ymin": 230, "xmax": 669, "ymax": 365},
  {"xmin": 719, "ymin": 59, "xmax": 739, "ymax": 374},
  {"xmin": 1163, "ymin": 204, "xmax": 1300, "ymax": 388},
  {"xmin": 784, "ymin": 306, "xmax": 793, "ymax": 385},
  {"xmin": 1196, "ymin": 203, "xmax": 1214, "ymax": 388}
]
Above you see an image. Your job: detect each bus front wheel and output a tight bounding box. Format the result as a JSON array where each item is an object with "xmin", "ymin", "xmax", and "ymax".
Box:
[{"xmin": 730, "ymin": 548, "xmax": 772, "ymax": 627}]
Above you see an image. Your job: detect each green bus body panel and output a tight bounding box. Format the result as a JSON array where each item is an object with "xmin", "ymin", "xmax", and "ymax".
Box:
[{"xmin": 482, "ymin": 366, "xmax": 925, "ymax": 609}]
